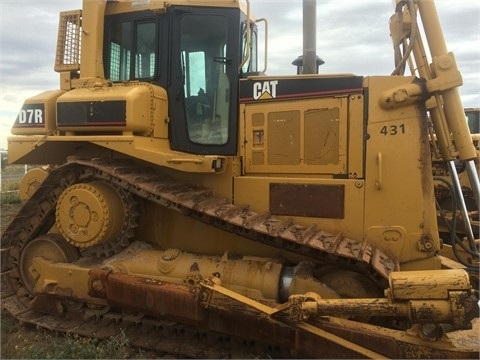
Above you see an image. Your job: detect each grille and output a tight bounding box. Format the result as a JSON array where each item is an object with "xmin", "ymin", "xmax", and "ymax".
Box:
[{"xmin": 55, "ymin": 10, "xmax": 82, "ymax": 72}]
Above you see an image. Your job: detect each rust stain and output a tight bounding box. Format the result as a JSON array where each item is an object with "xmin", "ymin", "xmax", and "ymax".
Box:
[
  {"xmin": 89, "ymin": 268, "xmax": 206, "ymax": 323},
  {"xmin": 270, "ymin": 183, "xmax": 345, "ymax": 218}
]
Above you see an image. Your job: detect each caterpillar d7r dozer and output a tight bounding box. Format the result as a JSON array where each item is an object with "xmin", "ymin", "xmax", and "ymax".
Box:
[{"xmin": 2, "ymin": 0, "xmax": 479, "ymax": 358}]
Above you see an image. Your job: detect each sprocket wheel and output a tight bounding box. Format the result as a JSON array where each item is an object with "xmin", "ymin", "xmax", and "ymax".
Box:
[
  {"xmin": 55, "ymin": 181, "xmax": 139, "ymax": 258},
  {"xmin": 79, "ymin": 187, "xmax": 139, "ymax": 258}
]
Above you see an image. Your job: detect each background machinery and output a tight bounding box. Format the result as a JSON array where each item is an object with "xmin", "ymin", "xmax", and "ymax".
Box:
[
  {"xmin": 2, "ymin": 0, "xmax": 479, "ymax": 358},
  {"xmin": 432, "ymin": 107, "xmax": 479, "ymax": 266}
]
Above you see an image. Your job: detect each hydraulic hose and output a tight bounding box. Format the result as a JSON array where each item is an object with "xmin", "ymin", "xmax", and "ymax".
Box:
[{"xmin": 434, "ymin": 176, "xmax": 479, "ymax": 270}]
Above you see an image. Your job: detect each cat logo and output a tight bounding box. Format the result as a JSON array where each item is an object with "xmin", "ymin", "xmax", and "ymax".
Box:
[{"xmin": 253, "ymin": 80, "xmax": 278, "ymax": 100}]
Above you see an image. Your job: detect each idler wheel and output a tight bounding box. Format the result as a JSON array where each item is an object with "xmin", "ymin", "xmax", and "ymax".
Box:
[
  {"xmin": 19, "ymin": 234, "xmax": 79, "ymax": 295},
  {"xmin": 18, "ymin": 167, "xmax": 49, "ymax": 201},
  {"xmin": 56, "ymin": 181, "xmax": 125, "ymax": 248}
]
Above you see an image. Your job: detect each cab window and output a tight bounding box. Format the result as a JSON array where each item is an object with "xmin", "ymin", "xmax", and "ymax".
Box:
[
  {"xmin": 106, "ymin": 20, "xmax": 157, "ymax": 81},
  {"xmin": 180, "ymin": 14, "xmax": 230, "ymax": 145}
]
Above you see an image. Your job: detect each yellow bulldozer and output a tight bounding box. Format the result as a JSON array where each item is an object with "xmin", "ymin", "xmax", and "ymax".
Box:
[{"xmin": 2, "ymin": 0, "xmax": 479, "ymax": 358}]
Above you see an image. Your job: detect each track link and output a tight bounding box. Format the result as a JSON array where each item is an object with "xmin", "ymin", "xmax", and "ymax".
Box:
[
  {"xmin": 77, "ymin": 157, "xmax": 398, "ymax": 279},
  {"xmin": 1, "ymin": 157, "xmax": 400, "ymax": 357}
]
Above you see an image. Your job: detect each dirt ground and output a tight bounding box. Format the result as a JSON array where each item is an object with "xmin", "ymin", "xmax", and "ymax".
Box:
[{"xmin": 0, "ymin": 203, "xmax": 19, "ymax": 231}]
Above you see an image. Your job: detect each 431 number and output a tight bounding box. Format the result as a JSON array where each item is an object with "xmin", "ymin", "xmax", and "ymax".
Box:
[{"xmin": 380, "ymin": 124, "xmax": 405, "ymax": 136}]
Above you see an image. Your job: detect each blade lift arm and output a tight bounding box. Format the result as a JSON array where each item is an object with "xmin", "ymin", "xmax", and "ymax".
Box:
[
  {"xmin": 199, "ymin": 269, "xmax": 478, "ymax": 357},
  {"xmin": 387, "ymin": 0, "xmax": 479, "ymax": 252}
]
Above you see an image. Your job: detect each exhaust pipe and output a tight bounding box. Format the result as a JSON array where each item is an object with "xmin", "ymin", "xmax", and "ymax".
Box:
[{"xmin": 303, "ymin": 0, "xmax": 317, "ymax": 74}]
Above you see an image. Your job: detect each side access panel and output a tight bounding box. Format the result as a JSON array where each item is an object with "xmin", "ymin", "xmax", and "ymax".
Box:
[{"xmin": 240, "ymin": 76, "xmax": 364, "ymax": 178}]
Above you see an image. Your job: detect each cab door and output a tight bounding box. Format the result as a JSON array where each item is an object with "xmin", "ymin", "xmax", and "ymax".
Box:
[{"xmin": 167, "ymin": 6, "xmax": 241, "ymax": 155}]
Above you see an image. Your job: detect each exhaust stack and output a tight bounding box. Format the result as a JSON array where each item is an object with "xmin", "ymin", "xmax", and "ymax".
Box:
[
  {"xmin": 303, "ymin": 0, "xmax": 317, "ymax": 74},
  {"xmin": 293, "ymin": 0, "xmax": 324, "ymax": 74}
]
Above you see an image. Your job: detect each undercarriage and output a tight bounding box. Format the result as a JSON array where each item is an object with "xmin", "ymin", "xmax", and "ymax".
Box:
[{"xmin": 2, "ymin": 157, "xmax": 479, "ymax": 358}]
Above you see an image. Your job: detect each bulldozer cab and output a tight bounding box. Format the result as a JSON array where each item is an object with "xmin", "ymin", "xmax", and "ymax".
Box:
[{"xmin": 103, "ymin": 5, "xmax": 258, "ymax": 155}]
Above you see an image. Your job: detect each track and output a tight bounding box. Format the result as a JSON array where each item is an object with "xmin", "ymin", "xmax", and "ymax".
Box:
[{"xmin": 1, "ymin": 157, "xmax": 476, "ymax": 358}]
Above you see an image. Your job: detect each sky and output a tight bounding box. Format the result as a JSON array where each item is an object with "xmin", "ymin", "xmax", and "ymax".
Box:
[{"xmin": 0, "ymin": 0, "xmax": 479, "ymax": 150}]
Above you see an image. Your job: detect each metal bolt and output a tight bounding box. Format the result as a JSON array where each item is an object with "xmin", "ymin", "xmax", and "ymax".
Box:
[{"xmin": 91, "ymin": 279, "xmax": 104, "ymax": 292}]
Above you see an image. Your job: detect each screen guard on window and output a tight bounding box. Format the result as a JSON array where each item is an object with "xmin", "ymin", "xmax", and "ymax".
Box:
[{"xmin": 107, "ymin": 21, "xmax": 157, "ymax": 81}]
